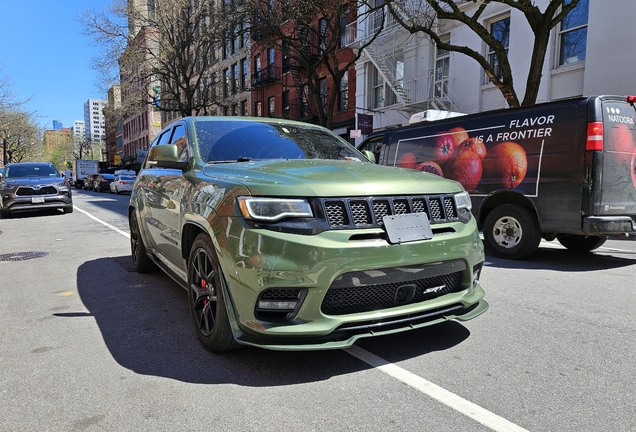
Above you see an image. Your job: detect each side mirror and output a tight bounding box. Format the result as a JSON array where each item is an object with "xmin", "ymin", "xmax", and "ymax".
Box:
[
  {"xmin": 362, "ymin": 150, "xmax": 376, "ymax": 163},
  {"xmin": 147, "ymin": 144, "xmax": 188, "ymax": 170}
]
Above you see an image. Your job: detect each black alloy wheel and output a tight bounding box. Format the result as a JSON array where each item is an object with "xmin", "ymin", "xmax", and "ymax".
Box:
[
  {"xmin": 129, "ymin": 210, "xmax": 156, "ymax": 273},
  {"xmin": 188, "ymin": 234, "xmax": 238, "ymax": 352}
]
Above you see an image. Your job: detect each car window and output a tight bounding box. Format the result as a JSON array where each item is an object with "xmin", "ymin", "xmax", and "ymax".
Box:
[
  {"xmin": 158, "ymin": 129, "xmax": 172, "ymax": 145},
  {"xmin": 6, "ymin": 165, "xmax": 59, "ymax": 177},
  {"xmin": 121, "ymin": 175, "xmax": 135, "ymax": 180},
  {"xmin": 170, "ymin": 124, "xmax": 188, "ymax": 160},
  {"xmin": 195, "ymin": 121, "xmax": 363, "ymax": 163}
]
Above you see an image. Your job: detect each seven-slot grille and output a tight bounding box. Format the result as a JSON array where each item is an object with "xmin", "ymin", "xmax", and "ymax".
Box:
[
  {"xmin": 16, "ymin": 186, "xmax": 58, "ymax": 196},
  {"xmin": 320, "ymin": 195, "xmax": 458, "ymax": 229}
]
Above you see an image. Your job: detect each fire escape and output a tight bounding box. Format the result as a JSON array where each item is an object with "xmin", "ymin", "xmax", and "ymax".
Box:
[{"xmin": 345, "ymin": 7, "xmax": 460, "ymax": 114}]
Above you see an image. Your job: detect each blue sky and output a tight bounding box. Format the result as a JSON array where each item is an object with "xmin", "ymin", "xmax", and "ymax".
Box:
[{"xmin": 0, "ymin": 0, "xmax": 112, "ymax": 130}]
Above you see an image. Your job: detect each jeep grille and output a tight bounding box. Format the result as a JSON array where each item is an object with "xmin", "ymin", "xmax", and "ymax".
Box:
[{"xmin": 320, "ymin": 195, "xmax": 458, "ymax": 228}]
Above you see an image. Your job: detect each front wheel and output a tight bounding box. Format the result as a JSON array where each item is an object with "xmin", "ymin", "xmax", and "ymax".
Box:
[
  {"xmin": 129, "ymin": 210, "xmax": 156, "ymax": 273},
  {"xmin": 1, "ymin": 208, "xmax": 11, "ymax": 218},
  {"xmin": 556, "ymin": 234, "xmax": 608, "ymax": 252},
  {"xmin": 63, "ymin": 206, "xmax": 74, "ymax": 214},
  {"xmin": 483, "ymin": 204, "xmax": 541, "ymax": 260},
  {"xmin": 188, "ymin": 234, "xmax": 238, "ymax": 352}
]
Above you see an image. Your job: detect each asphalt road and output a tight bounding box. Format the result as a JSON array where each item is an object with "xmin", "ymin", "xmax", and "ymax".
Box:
[{"xmin": 1, "ymin": 189, "xmax": 635, "ymax": 431}]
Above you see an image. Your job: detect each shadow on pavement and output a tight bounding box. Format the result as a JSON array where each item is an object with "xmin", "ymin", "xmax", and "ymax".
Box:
[
  {"xmin": 69, "ymin": 256, "xmax": 471, "ymax": 385},
  {"xmin": 485, "ymin": 244, "xmax": 636, "ymax": 272}
]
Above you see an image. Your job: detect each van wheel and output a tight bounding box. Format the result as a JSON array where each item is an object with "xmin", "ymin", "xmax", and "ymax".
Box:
[
  {"xmin": 187, "ymin": 234, "xmax": 239, "ymax": 352},
  {"xmin": 483, "ymin": 204, "xmax": 541, "ymax": 260},
  {"xmin": 556, "ymin": 234, "xmax": 607, "ymax": 252}
]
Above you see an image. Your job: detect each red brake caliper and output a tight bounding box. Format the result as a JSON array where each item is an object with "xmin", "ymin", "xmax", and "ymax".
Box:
[{"xmin": 200, "ymin": 279, "xmax": 208, "ymax": 305}]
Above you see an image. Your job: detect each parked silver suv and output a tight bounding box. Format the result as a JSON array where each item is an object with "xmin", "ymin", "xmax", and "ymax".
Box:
[{"xmin": 0, "ymin": 162, "xmax": 73, "ymax": 218}]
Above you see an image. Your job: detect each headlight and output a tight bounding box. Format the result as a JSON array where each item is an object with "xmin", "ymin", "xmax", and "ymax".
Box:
[
  {"xmin": 454, "ymin": 191, "xmax": 472, "ymax": 211},
  {"xmin": 454, "ymin": 191, "xmax": 472, "ymax": 224},
  {"xmin": 237, "ymin": 197, "xmax": 313, "ymax": 221}
]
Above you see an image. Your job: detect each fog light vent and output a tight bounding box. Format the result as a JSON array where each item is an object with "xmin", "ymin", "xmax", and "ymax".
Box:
[{"xmin": 255, "ymin": 289, "xmax": 307, "ymax": 321}]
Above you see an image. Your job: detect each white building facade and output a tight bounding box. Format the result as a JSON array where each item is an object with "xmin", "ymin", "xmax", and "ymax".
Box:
[
  {"xmin": 349, "ymin": 0, "xmax": 636, "ymax": 139},
  {"xmin": 83, "ymin": 98, "xmax": 107, "ymax": 142}
]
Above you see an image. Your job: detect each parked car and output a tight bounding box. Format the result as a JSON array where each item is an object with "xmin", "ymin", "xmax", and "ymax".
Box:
[
  {"xmin": 94, "ymin": 173, "xmax": 116, "ymax": 192},
  {"xmin": 83, "ymin": 174, "xmax": 99, "ymax": 190},
  {"xmin": 110, "ymin": 174, "xmax": 136, "ymax": 194},
  {"xmin": 129, "ymin": 116, "xmax": 488, "ymax": 352},
  {"xmin": 0, "ymin": 162, "xmax": 73, "ymax": 218}
]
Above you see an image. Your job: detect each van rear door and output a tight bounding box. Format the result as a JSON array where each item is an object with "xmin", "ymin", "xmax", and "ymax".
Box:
[{"xmin": 594, "ymin": 98, "xmax": 636, "ymax": 217}]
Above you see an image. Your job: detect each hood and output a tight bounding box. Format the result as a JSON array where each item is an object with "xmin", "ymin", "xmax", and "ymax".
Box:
[
  {"xmin": 4, "ymin": 177, "xmax": 64, "ymax": 187},
  {"xmin": 201, "ymin": 159, "xmax": 462, "ymax": 197}
]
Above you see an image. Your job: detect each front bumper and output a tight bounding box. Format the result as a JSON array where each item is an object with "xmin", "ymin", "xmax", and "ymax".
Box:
[
  {"xmin": 2, "ymin": 192, "xmax": 73, "ymax": 213},
  {"xmin": 219, "ymin": 217, "xmax": 488, "ymax": 350}
]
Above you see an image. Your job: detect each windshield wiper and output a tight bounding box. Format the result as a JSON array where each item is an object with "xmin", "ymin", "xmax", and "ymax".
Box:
[{"xmin": 208, "ymin": 157, "xmax": 255, "ymax": 164}]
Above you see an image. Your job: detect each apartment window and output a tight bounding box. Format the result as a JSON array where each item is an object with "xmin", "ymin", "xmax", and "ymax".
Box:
[
  {"xmin": 232, "ymin": 63, "xmax": 239, "ymax": 94},
  {"xmin": 339, "ymin": 10, "xmax": 351, "ymax": 48},
  {"xmin": 231, "ymin": 105, "xmax": 238, "ymax": 116},
  {"xmin": 319, "ymin": 77, "xmax": 327, "ymax": 112},
  {"xmin": 268, "ymin": 48, "xmax": 275, "ymax": 78},
  {"xmin": 434, "ymin": 35, "xmax": 450, "ymax": 98},
  {"xmin": 558, "ymin": 0, "xmax": 589, "ymax": 65},
  {"xmin": 222, "ymin": 32, "xmax": 229, "ymax": 59},
  {"xmin": 319, "ymin": 18, "xmax": 328, "ymax": 53},
  {"xmin": 486, "ymin": 17, "xmax": 510, "ymax": 83},
  {"xmin": 241, "ymin": 100, "xmax": 249, "ymax": 116},
  {"xmin": 242, "ymin": 17, "xmax": 249, "ymax": 47},
  {"xmin": 242, "ymin": 59, "xmax": 248, "ymax": 90},
  {"xmin": 223, "ymin": 69, "xmax": 230, "ymax": 98},
  {"xmin": 339, "ymin": 72, "xmax": 349, "ymax": 112},
  {"xmin": 211, "ymin": 73, "xmax": 217, "ymax": 99},
  {"xmin": 268, "ymin": 97, "xmax": 275, "ymax": 117},
  {"xmin": 372, "ymin": 66, "xmax": 384, "ymax": 109},
  {"xmin": 232, "ymin": 26, "xmax": 239, "ymax": 53}
]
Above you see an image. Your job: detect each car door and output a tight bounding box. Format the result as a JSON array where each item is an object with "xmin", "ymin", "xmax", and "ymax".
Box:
[
  {"xmin": 150, "ymin": 122, "xmax": 191, "ymax": 268},
  {"xmin": 138, "ymin": 129, "xmax": 173, "ymax": 252}
]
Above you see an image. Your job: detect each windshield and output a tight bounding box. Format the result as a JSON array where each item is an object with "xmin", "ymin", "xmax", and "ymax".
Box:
[
  {"xmin": 194, "ymin": 120, "xmax": 364, "ymax": 163},
  {"xmin": 6, "ymin": 165, "xmax": 60, "ymax": 178}
]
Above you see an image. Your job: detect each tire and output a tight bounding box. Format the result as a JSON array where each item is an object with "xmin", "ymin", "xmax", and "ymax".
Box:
[
  {"xmin": 187, "ymin": 234, "xmax": 238, "ymax": 352},
  {"xmin": 129, "ymin": 210, "xmax": 156, "ymax": 273},
  {"xmin": 1, "ymin": 208, "xmax": 11, "ymax": 219},
  {"xmin": 63, "ymin": 206, "xmax": 74, "ymax": 214},
  {"xmin": 483, "ymin": 204, "xmax": 541, "ymax": 260},
  {"xmin": 556, "ymin": 234, "xmax": 608, "ymax": 252}
]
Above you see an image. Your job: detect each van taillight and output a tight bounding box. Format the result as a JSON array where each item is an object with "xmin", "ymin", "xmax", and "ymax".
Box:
[{"xmin": 586, "ymin": 122, "xmax": 604, "ymax": 151}]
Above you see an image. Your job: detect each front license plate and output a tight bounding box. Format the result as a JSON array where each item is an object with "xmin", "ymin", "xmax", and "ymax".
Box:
[
  {"xmin": 31, "ymin": 197, "xmax": 45, "ymax": 204},
  {"xmin": 383, "ymin": 212, "xmax": 433, "ymax": 244}
]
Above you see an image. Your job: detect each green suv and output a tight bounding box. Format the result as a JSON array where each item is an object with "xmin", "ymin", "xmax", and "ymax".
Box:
[{"xmin": 129, "ymin": 117, "xmax": 488, "ymax": 351}]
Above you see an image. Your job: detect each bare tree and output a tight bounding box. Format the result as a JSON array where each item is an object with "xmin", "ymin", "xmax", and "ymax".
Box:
[
  {"xmin": 247, "ymin": 0, "xmax": 386, "ymax": 128},
  {"xmin": 0, "ymin": 108, "xmax": 44, "ymax": 163},
  {"xmin": 81, "ymin": 0, "xmax": 238, "ymax": 118},
  {"xmin": 385, "ymin": 0, "xmax": 582, "ymax": 107}
]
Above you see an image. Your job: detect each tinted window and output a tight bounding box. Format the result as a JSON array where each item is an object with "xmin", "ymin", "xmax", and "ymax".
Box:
[
  {"xmin": 170, "ymin": 124, "xmax": 188, "ymax": 160},
  {"xmin": 195, "ymin": 120, "xmax": 364, "ymax": 163}
]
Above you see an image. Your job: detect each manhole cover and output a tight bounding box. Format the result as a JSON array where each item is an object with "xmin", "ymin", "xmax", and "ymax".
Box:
[{"xmin": 0, "ymin": 251, "xmax": 49, "ymax": 262}]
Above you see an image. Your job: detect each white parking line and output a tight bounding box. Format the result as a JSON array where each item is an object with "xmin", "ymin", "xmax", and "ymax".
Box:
[
  {"xmin": 74, "ymin": 205, "xmax": 130, "ymax": 239},
  {"xmin": 344, "ymin": 345, "xmax": 528, "ymax": 432}
]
